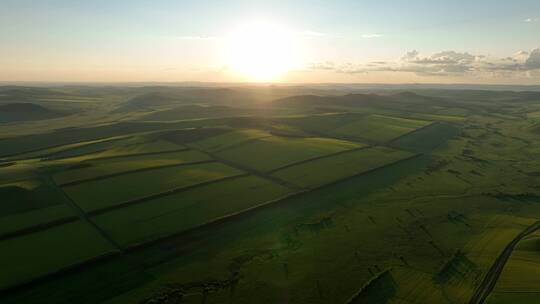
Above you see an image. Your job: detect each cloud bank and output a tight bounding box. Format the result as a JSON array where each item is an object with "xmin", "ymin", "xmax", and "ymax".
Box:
[{"xmin": 309, "ymin": 48, "xmax": 540, "ymax": 77}]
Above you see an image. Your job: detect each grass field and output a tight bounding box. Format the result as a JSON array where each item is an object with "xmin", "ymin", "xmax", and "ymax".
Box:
[
  {"xmin": 0, "ymin": 204, "xmax": 76, "ymax": 237},
  {"xmin": 188, "ymin": 129, "xmax": 270, "ymax": 152},
  {"xmin": 8, "ymin": 136, "xmax": 131, "ymax": 160},
  {"xmin": 488, "ymin": 230, "xmax": 540, "ymax": 304},
  {"xmin": 272, "ymin": 146, "xmax": 414, "ymax": 188},
  {"xmin": 0, "ymin": 180, "xmax": 76, "ymax": 236},
  {"xmin": 216, "ymin": 135, "xmax": 364, "ymax": 172},
  {"xmin": 93, "ymin": 175, "xmax": 293, "ymax": 246},
  {"xmin": 0, "ymin": 220, "xmax": 115, "ymax": 290},
  {"xmin": 63, "ymin": 162, "xmax": 244, "ymax": 212},
  {"xmin": 332, "ymin": 115, "xmax": 431, "ymax": 142},
  {"xmin": 2, "ymin": 87, "xmax": 540, "ymax": 304},
  {"xmin": 43, "ymin": 137, "xmax": 138, "ymax": 160},
  {"xmin": 64, "ymin": 139, "xmax": 185, "ymax": 161},
  {"xmin": 391, "ymin": 122, "xmax": 460, "ymax": 152},
  {"xmin": 53, "ymin": 150, "xmax": 211, "ymax": 185},
  {"xmin": 277, "ymin": 113, "xmax": 365, "ymax": 134}
]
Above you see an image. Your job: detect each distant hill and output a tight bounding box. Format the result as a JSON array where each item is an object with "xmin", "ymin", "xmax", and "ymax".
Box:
[
  {"xmin": 0, "ymin": 103, "xmax": 64, "ymax": 123},
  {"xmin": 141, "ymin": 104, "xmax": 249, "ymax": 121},
  {"xmin": 273, "ymin": 93, "xmax": 397, "ymax": 107},
  {"xmin": 112, "ymin": 89, "xmax": 270, "ymax": 113},
  {"xmin": 0, "ymin": 86, "xmax": 67, "ymax": 102},
  {"xmin": 0, "ymin": 103, "xmax": 51, "ymax": 113},
  {"xmin": 113, "ymin": 86, "xmax": 329, "ymax": 113},
  {"xmin": 112, "ymin": 93, "xmax": 184, "ymax": 113},
  {"xmin": 272, "ymin": 91, "xmax": 471, "ymax": 114}
]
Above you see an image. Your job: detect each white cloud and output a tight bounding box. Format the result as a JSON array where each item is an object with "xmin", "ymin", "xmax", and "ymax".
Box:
[
  {"xmin": 401, "ymin": 50, "xmax": 420, "ymax": 62},
  {"xmin": 524, "ymin": 18, "xmax": 539, "ymax": 22},
  {"xmin": 526, "ymin": 48, "xmax": 540, "ymax": 69},
  {"xmin": 309, "ymin": 48, "xmax": 540, "ymax": 77}
]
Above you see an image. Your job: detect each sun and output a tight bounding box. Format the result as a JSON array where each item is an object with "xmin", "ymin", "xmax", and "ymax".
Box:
[{"xmin": 225, "ymin": 21, "xmax": 300, "ymax": 82}]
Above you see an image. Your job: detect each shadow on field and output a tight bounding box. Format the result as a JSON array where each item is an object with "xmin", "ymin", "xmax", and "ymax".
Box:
[{"xmin": 344, "ymin": 269, "xmax": 397, "ymax": 304}]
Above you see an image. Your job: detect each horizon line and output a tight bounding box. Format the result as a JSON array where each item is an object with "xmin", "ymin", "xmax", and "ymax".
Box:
[{"xmin": 2, "ymin": 81, "xmax": 540, "ymax": 88}]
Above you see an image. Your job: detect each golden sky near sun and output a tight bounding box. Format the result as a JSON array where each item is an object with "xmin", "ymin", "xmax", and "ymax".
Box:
[{"xmin": 1, "ymin": 0, "xmax": 540, "ymax": 84}]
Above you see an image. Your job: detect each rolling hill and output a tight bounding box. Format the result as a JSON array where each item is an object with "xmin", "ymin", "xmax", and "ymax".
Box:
[{"xmin": 0, "ymin": 103, "xmax": 65, "ymax": 123}]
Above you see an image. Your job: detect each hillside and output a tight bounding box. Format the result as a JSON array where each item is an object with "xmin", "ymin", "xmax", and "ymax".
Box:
[{"xmin": 0, "ymin": 103, "xmax": 64, "ymax": 123}]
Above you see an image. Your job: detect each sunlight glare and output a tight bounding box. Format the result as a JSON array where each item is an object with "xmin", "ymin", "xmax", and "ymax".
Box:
[{"xmin": 225, "ymin": 21, "xmax": 300, "ymax": 82}]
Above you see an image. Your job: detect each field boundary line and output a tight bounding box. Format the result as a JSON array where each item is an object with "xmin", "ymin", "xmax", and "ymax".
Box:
[
  {"xmin": 39, "ymin": 136, "xmax": 131, "ymax": 160},
  {"xmin": 44, "ymin": 176, "xmax": 124, "ymax": 252},
  {"xmin": 41, "ymin": 148, "xmax": 109, "ymax": 161},
  {"xmin": 387, "ymin": 121, "xmax": 461, "ymax": 153},
  {"xmin": 290, "ymin": 152, "xmax": 422, "ymax": 190},
  {"xmin": 126, "ymin": 154, "xmax": 423, "ymax": 251},
  {"xmin": 0, "ymin": 250, "xmax": 119, "ymax": 297},
  {"xmin": 293, "ymin": 127, "xmax": 377, "ymax": 147},
  {"xmin": 468, "ymin": 219, "xmax": 540, "ymax": 304},
  {"xmin": 191, "ymin": 146, "xmax": 303, "ymax": 191},
  {"xmin": 204, "ymin": 134, "xmax": 274, "ymax": 153},
  {"xmin": 0, "ymin": 152, "xmax": 425, "ymax": 297},
  {"xmin": 69, "ymin": 147, "xmax": 190, "ymax": 162},
  {"xmin": 87, "ymin": 173, "xmax": 250, "ymax": 217},
  {"xmin": 58, "ymin": 159, "xmax": 216, "ymax": 187},
  {"xmin": 267, "ymin": 145, "xmax": 371, "ymax": 174},
  {"xmin": 0, "ymin": 136, "xmax": 127, "ymax": 159},
  {"xmin": 0, "ymin": 216, "xmax": 80, "ymax": 242},
  {"xmin": 120, "ymin": 153, "xmax": 424, "ymax": 251},
  {"xmin": 92, "ymin": 153, "xmax": 423, "ymax": 255},
  {"xmin": 387, "ymin": 121, "xmax": 436, "ymax": 144}
]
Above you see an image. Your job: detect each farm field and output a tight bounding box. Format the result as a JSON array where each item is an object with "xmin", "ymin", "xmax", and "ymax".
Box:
[
  {"xmin": 0, "ymin": 220, "xmax": 116, "ymax": 290},
  {"xmin": 187, "ymin": 128, "xmax": 270, "ymax": 152},
  {"xmin": 391, "ymin": 122, "xmax": 460, "ymax": 152},
  {"xmin": 0, "ymin": 204, "xmax": 76, "ymax": 237},
  {"xmin": 488, "ymin": 230, "xmax": 540, "ymax": 304},
  {"xmin": 0, "ymin": 180, "xmax": 77, "ymax": 236},
  {"xmin": 62, "ymin": 162, "xmax": 244, "ymax": 212},
  {"xmin": 332, "ymin": 114, "xmax": 431, "ymax": 142},
  {"xmin": 1, "ymin": 85, "xmax": 540, "ymax": 304},
  {"xmin": 52, "ymin": 150, "xmax": 211, "ymax": 185},
  {"xmin": 93, "ymin": 175, "xmax": 293, "ymax": 246},
  {"xmin": 63, "ymin": 139, "xmax": 186, "ymax": 162},
  {"xmin": 8, "ymin": 136, "xmax": 132, "ymax": 160},
  {"xmin": 215, "ymin": 135, "xmax": 364, "ymax": 172},
  {"xmin": 272, "ymin": 146, "xmax": 414, "ymax": 188}
]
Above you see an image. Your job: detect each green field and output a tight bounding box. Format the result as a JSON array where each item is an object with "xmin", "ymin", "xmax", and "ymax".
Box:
[
  {"xmin": 488, "ymin": 230, "xmax": 540, "ymax": 304},
  {"xmin": 63, "ymin": 162, "xmax": 244, "ymax": 212},
  {"xmin": 333, "ymin": 114, "xmax": 431, "ymax": 142},
  {"xmin": 0, "ymin": 204, "xmax": 76, "ymax": 237},
  {"xmin": 43, "ymin": 137, "xmax": 138, "ymax": 160},
  {"xmin": 0, "ymin": 221, "xmax": 115, "ymax": 290},
  {"xmin": 65, "ymin": 139, "xmax": 185, "ymax": 161},
  {"xmin": 93, "ymin": 175, "xmax": 293, "ymax": 246},
  {"xmin": 272, "ymin": 146, "xmax": 414, "ymax": 188},
  {"xmin": 0, "ymin": 180, "xmax": 76, "ymax": 236},
  {"xmin": 53, "ymin": 150, "xmax": 211, "ymax": 185},
  {"xmin": 391, "ymin": 122, "xmax": 460, "ymax": 152},
  {"xmin": 188, "ymin": 129, "xmax": 271, "ymax": 152},
  {"xmin": 2, "ymin": 86, "xmax": 540, "ymax": 304},
  {"xmin": 9, "ymin": 136, "xmax": 131, "ymax": 160},
  {"xmin": 277, "ymin": 113, "xmax": 365, "ymax": 134},
  {"xmin": 216, "ymin": 135, "xmax": 364, "ymax": 172}
]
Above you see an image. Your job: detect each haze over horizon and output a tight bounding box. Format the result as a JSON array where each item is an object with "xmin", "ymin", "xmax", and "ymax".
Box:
[{"xmin": 2, "ymin": 0, "xmax": 540, "ymax": 84}]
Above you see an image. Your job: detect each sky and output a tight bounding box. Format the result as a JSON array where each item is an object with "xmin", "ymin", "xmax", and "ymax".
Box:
[{"xmin": 1, "ymin": 0, "xmax": 540, "ymax": 84}]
